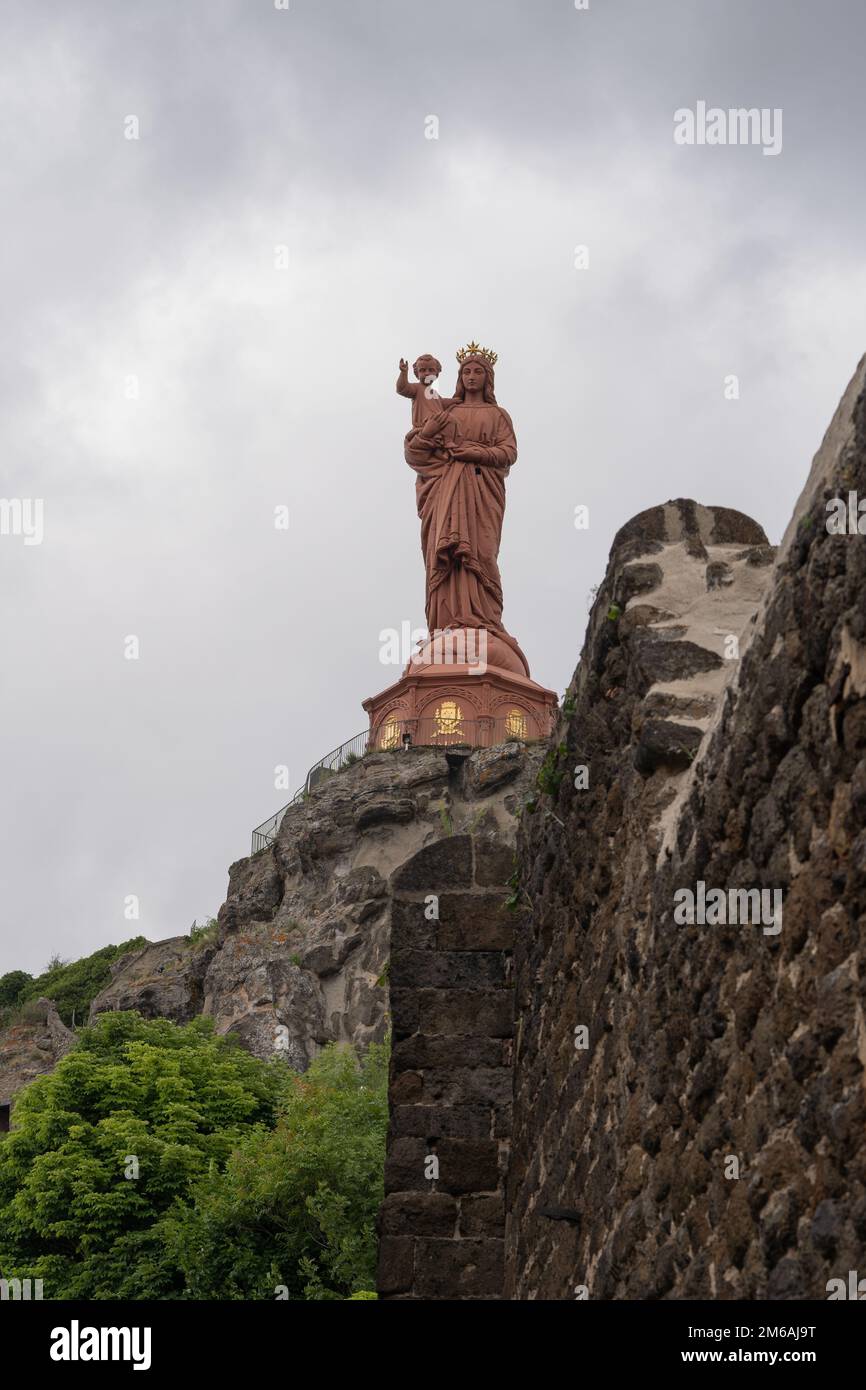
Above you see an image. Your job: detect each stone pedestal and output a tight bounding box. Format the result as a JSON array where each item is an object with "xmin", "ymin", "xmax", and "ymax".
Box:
[{"xmin": 363, "ymin": 627, "xmax": 557, "ymax": 749}]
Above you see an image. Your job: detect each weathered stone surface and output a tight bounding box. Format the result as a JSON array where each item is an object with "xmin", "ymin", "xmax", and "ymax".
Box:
[
  {"xmin": 377, "ymin": 1236, "xmax": 415, "ymax": 1294},
  {"xmin": 89, "ymin": 936, "xmax": 215, "ymax": 1025},
  {"xmin": 378, "ymin": 826, "xmax": 516, "ymax": 1298},
  {"xmin": 380, "ymin": 1192, "xmax": 458, "ymax": 1237},
  {"xmin": 2, "ymin": 743, "xmax": 542, "ymax": 1121},
  {"xmin": 203, "ymin": 931, "xmax": 326, "ymax": 1068},
  {"xmin": 389, "ymin": 949, "xmax": 506, "ymax": 990},
  {"xmin": 175, "ymin": 753, "xmax": 531, "ymax": 1065},
  {"xmin": 475, "ymin": 837, "xmax": 515, "ymax": 886},
  {"xmin": 391, "ymin": 1033, "xmax": 506, "ymax": 1070},
  {"xmin": 413, "ymin": 1237, "xmax": 504, "ymax": 1298},
  {"xmin": 219, "ymin": 849, "xmax": 285, "ymax": 933},
  {"xmin": 612, "ymin": 498, "xmax": 767, "ymax": 559},
  {"xmin": 419, "ymin": 990, "xmax": 513, "ymax": 1037},
  {"xmin": 631, "ymin": 633, "xmax": 723, "ymax": 689},
  {"xmin": 0, "ymin": 1000, "xmax": 75, "ymax": 1112},
  {"xmin": 437, "ymin": 893, "xmax": 514, "ymax": 951},
  {"xmin": 391, "ymin": 835, "xmax": 473, "ymax": 891},
  {"xmin": 353, "ymin": 795, "xmax": 415, "ymax": 830},
  {"xmin": 391, "ymin": 1104, "xmax": 494, "ymax": 1138},
  {"xmin": 634, "ymin": 718, "xmax": 704, "ymax": 775},
  {"xmin": 506, "ymin": 357, "xmax": 866, "ymax": 1300},
  {"xmin": 706, "ymin": 560, "xmax": 734, "ymax": 589},
  {"xmin": 620, "ymin": 562, "xmax": 663, "ymax": 602},
  {"xmin": 462, "ymin": 742, "xmax": 531, "ymax": 796},
  {"xmin": 460, "ymin": 1194, "xmax": 505, "ymax": 1236}
]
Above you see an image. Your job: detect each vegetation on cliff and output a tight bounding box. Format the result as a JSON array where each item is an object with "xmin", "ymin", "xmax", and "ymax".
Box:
[
  {"xmin": 0, "ymin": 1012, "xmax": 386, "ymax": 1299},
  {"xmin": 164, "ymin": 1040, "xmax": 388, "ymax": 1299},
  {"xmin": 0, "ymin": 937, "xmax": 148, "ymax": 1027}
]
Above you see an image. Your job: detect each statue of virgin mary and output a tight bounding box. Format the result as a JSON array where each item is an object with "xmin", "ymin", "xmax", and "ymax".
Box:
[{"xmin": 403, "ymin": 344, "xmax": 529, "ymax": 676}]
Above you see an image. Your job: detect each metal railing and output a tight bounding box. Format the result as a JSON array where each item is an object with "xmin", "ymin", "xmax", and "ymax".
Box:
[
  {"xmin": 251, "ymin": 729, "xmax": 370, "ymax": 853},
  {"xmin": 250, "ymin": 715, "xmax": 545, "ymax": 854}
]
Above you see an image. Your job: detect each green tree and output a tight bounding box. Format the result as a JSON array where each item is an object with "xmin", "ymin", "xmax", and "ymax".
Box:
[
  {"xmin": 18, "ymin": 938, "xmax": 148, "ymax": 1025},
  {"xmin": 0, "ymin": 970, "xmax": 32, "ymax": 1008},
  {"xmin": 0, "ymin": 1012, "xmax": 290, "ymax": 1299},
  {"xmin": 162, "ymin": 1041, "xmax": 388, "ymax": 1300}
]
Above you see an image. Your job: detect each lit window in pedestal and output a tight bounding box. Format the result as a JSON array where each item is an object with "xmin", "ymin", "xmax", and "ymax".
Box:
[
  {"xmin": 505, "ymin": 708, "xmax": 528, "ymax": 739},
  {"xmin": 379, "ymin": 718, "xmax": 400, "ymax": 749},
  {"xmin": 434, "ymin": 701, "xmax": 464, "ymax": 737}
]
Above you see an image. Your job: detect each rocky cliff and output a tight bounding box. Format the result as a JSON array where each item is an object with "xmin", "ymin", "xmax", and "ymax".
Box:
[
  {"xmin": 85, "ymin": 742, "xmax": 541, "ymax": 1071},
  {"xmin": 0, "ymin": 1000, "xmax": 76, "ymax": 1116},
  {"xmin": 506, "ymin": 356, "xmax": 866, "ymax": 1299}
]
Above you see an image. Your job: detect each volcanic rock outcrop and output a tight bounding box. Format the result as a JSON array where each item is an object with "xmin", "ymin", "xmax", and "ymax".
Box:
[
  {"xmin": 86, "ymin": 743, "xmax": 542, "ymax": 1072},
  {"xmin": 0, "ymin": 1000, "xmax": 76, "ymax": 1117}
]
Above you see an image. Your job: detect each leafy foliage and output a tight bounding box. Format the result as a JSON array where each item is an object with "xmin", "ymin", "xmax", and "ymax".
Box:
[
  {"xmin": 536, "ymin": 742, "xmax": 567, "ymax": 798},
  {"xmin": 0, "ymin": 970, "xmax": 32, "ymax": 1008},
  {"xmin": 162, "ymin": 1040, "xmax": 388, "ymax": 1300},
  {"xmin": 15, "ymin": 938, "xmax": 149, "ymax": 1026},
  {"xmin": 187, "ymin": 918, "xmax": 219, "ymax": 948},
  {"xmin": 0, "ymin": 1013, "xmax": 291, "ymax": 1299},
  {"xmin": 0, "ymin": 1013, "xmax": 387, "ymax": 1302}
]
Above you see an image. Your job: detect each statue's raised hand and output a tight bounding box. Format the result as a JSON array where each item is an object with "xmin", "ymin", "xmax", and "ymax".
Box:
[{"xmin": 399, "ymin": 358, "xmax": 408, "ymax": 373}]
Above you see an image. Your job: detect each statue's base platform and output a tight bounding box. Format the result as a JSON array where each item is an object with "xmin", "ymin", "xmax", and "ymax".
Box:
[{"xmin": 363, "ymin": 659, "xmax": 558, "ymax": 750}]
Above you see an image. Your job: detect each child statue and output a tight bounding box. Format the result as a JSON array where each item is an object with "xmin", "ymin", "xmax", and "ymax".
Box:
[{"xmin": 396, "ymin": 353, "xmax": 452, "ymax": 428}]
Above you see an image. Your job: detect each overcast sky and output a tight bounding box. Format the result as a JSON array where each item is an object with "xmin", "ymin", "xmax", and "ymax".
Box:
[{"xmin": 1, "ymin": 0, "xmax": 864, "ymax": 974}]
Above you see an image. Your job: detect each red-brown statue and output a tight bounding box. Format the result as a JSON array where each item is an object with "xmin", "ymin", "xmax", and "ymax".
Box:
[
  {"xmin": 402, "ymin": 345, "xmax": 529, "ymax": 676},
  {"xmin": 363, "ymin": 342, "xmax": 557, "ymax": 748}
]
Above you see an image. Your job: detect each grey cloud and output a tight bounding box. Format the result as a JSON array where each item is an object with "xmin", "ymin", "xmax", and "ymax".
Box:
[{"xmin": 1, "ymin": 0, "xmax": 864, "ymax": 972}]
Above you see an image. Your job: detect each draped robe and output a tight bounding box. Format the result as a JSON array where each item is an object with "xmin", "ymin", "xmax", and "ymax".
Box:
[{"xmin": 404, "ymin": 399, "xmax": 526, "ymax": 670}]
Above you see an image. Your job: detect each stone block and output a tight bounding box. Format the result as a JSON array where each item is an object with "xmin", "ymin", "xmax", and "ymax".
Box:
[
  {"xmin": 434, "ymin": 1138, "xmax": 501, "ymax": 1193},
  {"xmin": 474, "ymin": 837, "xmax": 516, "ymax": 887},
  {"xmin": 414, "ymin": 1238, "xmax": 504, "ymax": 1298},
  {"xmin": 379, "ymin": 1192, "xmax": 458, "ymax": 1238},
  {"xmin": 377, "ymin": 1236, "xmax": 415, "ymax": 1295},
  {"xmin": 391, "ymin": 1034, "xmax": 507, "ymax": 1070},
  {"xmin": 437, "ymin": 893, "xmax": 514, "ymax": 950},
  {"xmin": 391, "ymin": 1104, "xmax": 493, "ymax": 1139},
  {"xmin": 391, "ymin": 948, "xmax": 507, "ymax": 990},
  {"xmin": 390, "ymin": 896, "xmax": 439, "ymax": 951},
  {"xmin": 459, "ymin": 1194, "xmax": 505, "ymax": 1237},
  {"xmin": 391, "ymin": 836, "xmax": 473, "ymax": 891},
  {"xmin": 418, "ymin": 989, "xmax": 513, "ymax": 1037}
]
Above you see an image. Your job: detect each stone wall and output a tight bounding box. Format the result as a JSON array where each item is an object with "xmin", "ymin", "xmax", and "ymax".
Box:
[
  {"xmin": 505, "ymin": 358, "xmax": 866, "ymax": 1299},
  {"xmin": 377, "ymin": 832, "xmax": 517, "ymax": 1299}
]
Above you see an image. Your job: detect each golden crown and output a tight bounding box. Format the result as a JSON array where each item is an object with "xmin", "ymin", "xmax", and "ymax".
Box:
[{"xmin": 456, "ymin": 340, "xmax": 498, "ymax": 367}]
